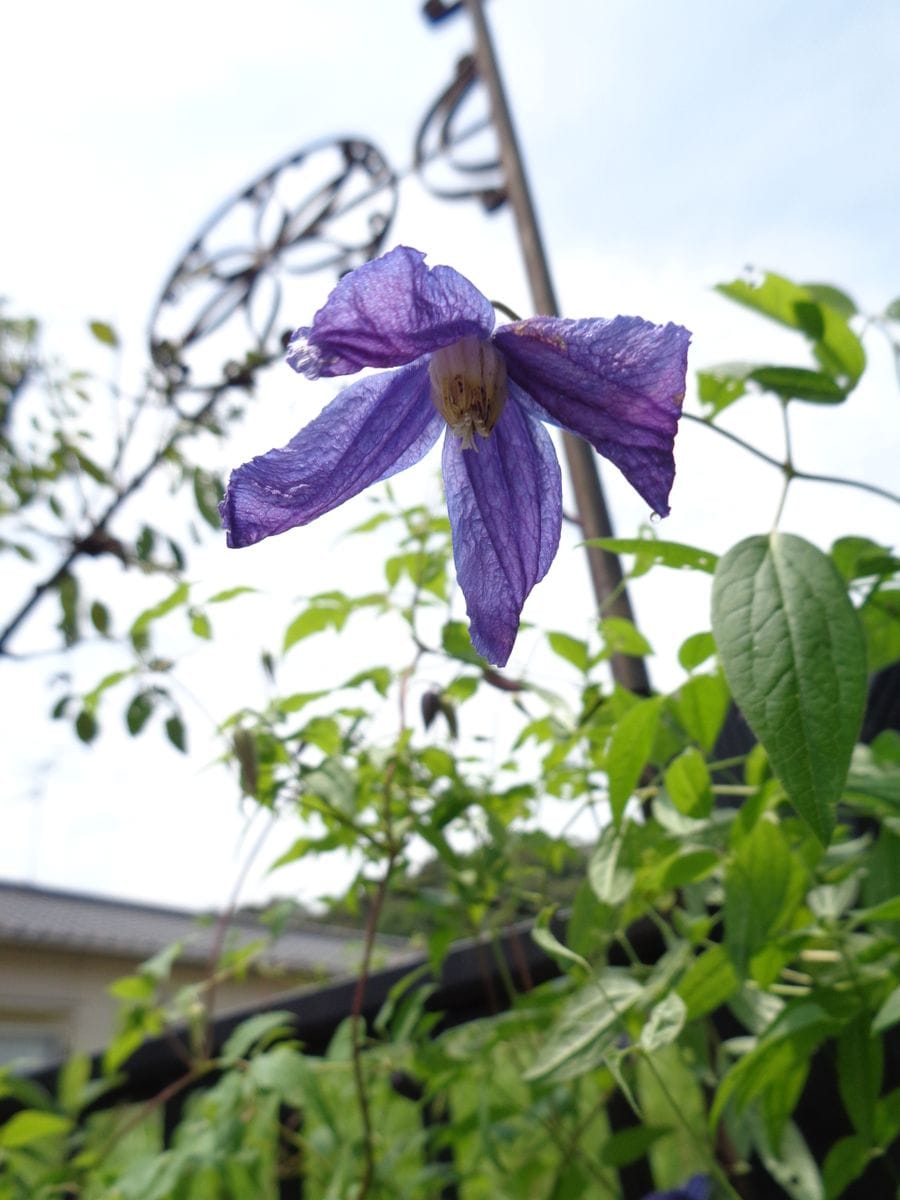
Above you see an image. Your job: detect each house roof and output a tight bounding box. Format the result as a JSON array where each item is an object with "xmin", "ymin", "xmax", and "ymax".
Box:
[{"xmin": 0, "ymin": 881, "xmax": 410, "ymax": 976}]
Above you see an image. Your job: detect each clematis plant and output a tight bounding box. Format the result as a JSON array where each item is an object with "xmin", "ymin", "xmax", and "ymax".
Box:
[{"xmin": 221, "ymin": 246, "xmax": 689, "ymax": 665}]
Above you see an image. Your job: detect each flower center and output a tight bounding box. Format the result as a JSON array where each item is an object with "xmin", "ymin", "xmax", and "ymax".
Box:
[{"xmin": 429, "ymin": 336, "xmax": 507, "ymax": 451}]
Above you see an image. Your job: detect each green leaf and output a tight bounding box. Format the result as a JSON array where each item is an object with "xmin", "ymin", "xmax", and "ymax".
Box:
[
  {"xmin": 661, "ymin": 847, "xmax": 718, "ymax": 889},
  {"xmin": 349, "ymin": 510, "xmax": 394, "ymax": 534},
  {"xmin": 831, "ymin": 536, "xmax": 900, "ymax": 583},
  {"xmin": 125, "ymin": 691, "xmax": 155, "ymax": 735},
  {"xmin": 697, "ymin": 362, "xmax": 752, "ymax": 416},
  {"xmin": 711, "ymin": 1004, "xmax": 834, "ymax": 1130},
  {"xmin": 71, "ymin": 448, "xmax": 110, "ymax": 485},
  {"xmin": 750, "ymin": 1116, "xmax": 825, "ymax": 1200},
  {"xmin": 165, "ymin": 715, "xmax": 187, "ymax": 753},
  {"xmin": 130, "ymin": 583, "xmax": 190, "ymax": 647},
  {"xmin": 670, "ymin": 671, "xmax": 729, "ymax": 753},
  {"xmin": 597, "ymin": 616, "xmax": 653, "ymax": 658},
  {"xmin": 220, "ymin": 1011, "xmax": 295, "ymax": 1065},
  {"xmin": 717, "ymin": 271, "xmax": 865, "ymax": 388},
  {"xmin": 884, "ymin": 297, "xmax": 900, "ymax": 321},
  {"xmin": 547, "ymin": 631, "xmax": 589, "ymax": 672},
  {"xmin": 677, "ymin": 945, "xmax": 739, "ymax": 1020},
  {"xmin": 83, "ymin": 668, "xmax": 134, "ymax": 709},
  {"xmin": 56, "ymin": 1053, "xmax": 92, "ymax": 1115},
  {"xmin": 75, "ymin": 709, "xmax": 98, "ymax": 744},
  {"xmin": 57, "ymin": 571, "xmax": 80, "ymax": 646},
  {"xmin": 844, "ymin": 744, "xmax": 900, "ymax": 812},
  {"xmin": 300, "ymin": 716, "xmax": 341, "ymax": 756},
  {"xmin": 0, "ymin": 1109, "xmax": 72, "ymax": 1148},
  {"xmin": 108, "ymin": 973, "xmax": 155, "ymax": 1001},
  {"xmin": 167, "ymin": 537, "xmax": 185, "ymax": 572},
  {"xmin": 874, "ymin": 1088, "xmax": 900, "ymax": 1148},
  {"xmin": 140, "ymin": 941, "xmax": 182, "ymax": 981},
  {"xmin": 524, "ymin": 971, "xmax": 644, "ymax": 1082},
  {"xmin": 872, "ymin": 985, "xmax": 900, "ymax": 1035},
  {"xmin": 822, "ymin": 1135, "xmax": 870, "ymax": 1200},
  {"xmin": 724, "ymin": 817, "xmax": 806, "ymax": 976},
  {"xmin": 803, "ymin": 283, "xmax": 857, "ymax": 319},
  {"xmin": 90, "ymin": 600, "xmax": 111, "ymax": 635},
  {"xmin": 598, "ymin": 1124, "xmax": 671, "ymax": 1168},
  {"xmin": 283, "ymin": 597, "xmax": 349, "ymax": 652},
  {"xmin": 441, "ymin": 619, "xmax": 483, "ymax": 665},
  {"xmin": 640, "ymin": 992, "xmax": 686, "ymax": 1052},
  {"xmin": 587, "ymin": 826, "xmax": 634, "ymax": 906},
  {"xmin": 712, "ymin": 533, "xmax": 867, "ymax": 843},
  {"xmin": 193, "ymin": 468, "xmax": 224, "ymax": 530},
  {"xmin": 852, "ymin": 895, "xmax": 900, "ymax": 923},
  {"xmin": 700, "ymin": 361, "xmax": 850, "ymax": 410},
  {"xmin": 837, "ymin": 1014, "xmax": 882, "ymax": 1139},
  {"xmin": 343, "ymin": 666, "xmax": 392, "ymax": 697},
  {"xmin": 135, "ymin": 525, "xmax": 155, "ymax": 563},
  {"xmin": 664, "ymin": 747, "xmax": 713, "ymax": 817},
  {"xmin": 860, "ymin": 589, "xmax": 900, "ymax": 672},
  {"xmin": 587, "ymin": 536, "xmax": 717, "ymax": 575},
  {"xmin": 189, "ymin": 609, "xmax": 212, "ymax": 639},
  {"xmin": 532, "ymin": 908, "xmax": 590, "ymax": 975},
  {"xmin": 748, "ymin": 365, "xmax": 846, "ymax": 403},
  {"xmin": 606, "ymin": 696, "xmax": 663, "ymax": 824},
  {"xmin": 88, "ymin": 319, "xmax": 119, "ymax": 348},
  {"xmin": 207, "ymin": 585, "xmax": 258, "ymax": 604},
  {"xmin": 678, "ymin": 631, "xmax": 716, "ymax": 671}
]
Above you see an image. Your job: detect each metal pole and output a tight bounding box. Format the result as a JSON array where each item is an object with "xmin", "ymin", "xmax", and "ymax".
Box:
[{"xmin": 462, "ymin": 0, "xmax": 650, "ymax": 694}]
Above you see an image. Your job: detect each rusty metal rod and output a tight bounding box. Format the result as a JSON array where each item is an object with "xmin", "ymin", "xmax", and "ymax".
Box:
[{"xmin": 462, "ymin": 0, "xmax": 650, "ymax": 694}]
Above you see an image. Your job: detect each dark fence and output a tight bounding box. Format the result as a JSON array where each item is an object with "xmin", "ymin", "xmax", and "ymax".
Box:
[{"xmin": 3, "ymin": 908, "xmax": 897, "ymax": 1199}]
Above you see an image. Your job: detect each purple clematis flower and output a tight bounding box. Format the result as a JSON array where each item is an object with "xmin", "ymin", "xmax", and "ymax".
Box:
[{"xmin": 221, "ymin": 246, "xmax": 689, "ymax": 666}]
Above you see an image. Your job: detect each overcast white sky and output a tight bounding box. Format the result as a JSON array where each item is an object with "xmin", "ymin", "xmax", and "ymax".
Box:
[{"xmin": 2, "ymin": 0, "xmax": 898, "ymax": 913}]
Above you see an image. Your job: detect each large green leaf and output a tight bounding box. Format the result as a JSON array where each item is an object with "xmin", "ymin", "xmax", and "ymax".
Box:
[{"xmin": 712, "ymin": 533, "xmax": 867, "ymax": 843}]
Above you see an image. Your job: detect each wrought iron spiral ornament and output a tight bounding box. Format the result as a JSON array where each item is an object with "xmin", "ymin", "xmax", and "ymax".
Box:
[
  {"xmin": 149, "ymin": 137, "xmax": 398, "ymax": 394},
  {"xmin": 413, "ymin": 54, "xmax": 506, "ymax": 211}
]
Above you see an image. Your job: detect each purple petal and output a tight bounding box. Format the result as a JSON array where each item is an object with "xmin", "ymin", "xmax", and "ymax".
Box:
[
  {"xmin": 442, "ymin": 390, "xmax": 562, "ymax": 666},
  {"xmin": 287, "ymin": 246, "xmax": 495, "ymax": 379},
  {"xmin": 642, "ymin": 1175, "xmax": 710, "ymax": 1200},
  {"xmin": 494, "ymin": 316, "xmax": 690, "ymax": 516},
  {"xmin": 221, "ymin": 361, "xmax": 440, "ymax": 547}
]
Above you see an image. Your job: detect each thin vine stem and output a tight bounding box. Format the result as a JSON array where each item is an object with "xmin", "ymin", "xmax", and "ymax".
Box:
[
  {"xmin": 351, "ymin": 609, "xmax": 415, "ymax": 1199},
  {"xmin": 350, "ymin": 850, "xmax": 398, "ymax": 1200},
  {"xmin": 682, "ymin": 411, "xmax": 900, "ymax": 506},
  {"xmin": 771, "ymin": 400, "xmax": 793, "ymax": 530}
]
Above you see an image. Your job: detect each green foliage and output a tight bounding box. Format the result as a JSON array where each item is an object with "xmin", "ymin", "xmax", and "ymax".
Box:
[
  {"xmin": 2, "ymin": 269, "xmax": 899, "ymax": 1200},
  {"xmin": 713, "ymin": 533, "xmax": 868, "ymax": 842}
]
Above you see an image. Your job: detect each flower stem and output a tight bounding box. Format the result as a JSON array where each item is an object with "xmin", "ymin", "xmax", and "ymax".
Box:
[{"xmin": 683, "ymin": 411, "xmax": 900, "ymax": 505}]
